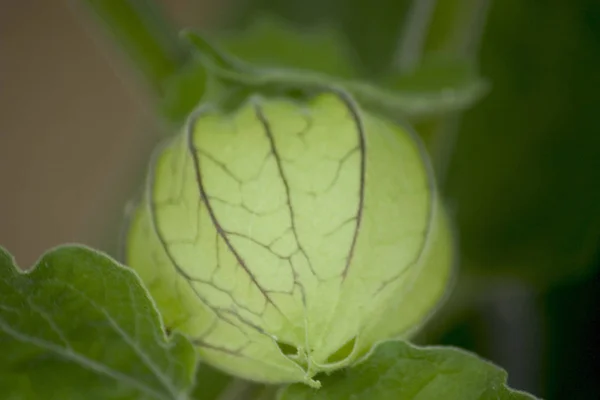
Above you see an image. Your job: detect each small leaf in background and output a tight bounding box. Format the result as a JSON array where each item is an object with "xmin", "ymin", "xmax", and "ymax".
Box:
[
  {"xmin": 382, "ymin": 56, "xmax": 489, "ymax": 121},
  {"xmin": 227, "ymin": 0, "xmax": 411, "ymax": 77},
  {"xmin": 279, "ymin": 340, "xmax": 538, "ymax": 400},
  {"xmin": 385, "ymin": 57, "xmax": 477, "ymax": 90},
  {"xmin": 0, "ymin": 245, "xmax": 197, "ymax": 400},
  {"xmin": 204, "ymin": 16, "xmax": 488, "ymax": 121},
  {"xmin": 160, "ymin": 59, "xmax": 208, "ymax": 124},
  {"xmin": 215, "ymin": 15, "xmax": 359, "ymax": 79}
]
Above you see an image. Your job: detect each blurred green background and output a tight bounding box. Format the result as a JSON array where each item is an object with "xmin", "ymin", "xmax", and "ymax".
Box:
[{"xmin": 1, "ymin": 0, "xmax": 599, "ymax": 399}]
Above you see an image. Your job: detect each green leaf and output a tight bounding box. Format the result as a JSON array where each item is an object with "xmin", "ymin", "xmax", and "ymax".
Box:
[
  {"xmin": 0, "ymin": 245, "xmax": 197, "ymax": 400},
  {"xmin": 279, "ymin": 340, "xmax": 539, "ymax": 400}
]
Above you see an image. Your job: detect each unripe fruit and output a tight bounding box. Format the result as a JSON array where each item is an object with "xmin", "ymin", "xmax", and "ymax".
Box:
[{"xmin": 125, "ymin": 91, "xmax": 453, "ymax": 387}]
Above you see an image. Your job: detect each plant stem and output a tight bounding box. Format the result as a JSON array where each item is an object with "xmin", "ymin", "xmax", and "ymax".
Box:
[
  {"xmin": 394, "ymin": 0, "xmax": 438, "ymax": 72},
  {"xmin": 394, "ymin": 0, "xmax": 492, "ymax": 187},
  {"xmin": 77, "ymin": 0, "xmax": 190, "ymax": 97}
]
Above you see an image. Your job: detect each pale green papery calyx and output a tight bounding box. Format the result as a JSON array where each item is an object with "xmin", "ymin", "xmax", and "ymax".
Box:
[{"xmin": 125, "ymin": 91, "xmax": 453, "ymax": 387}]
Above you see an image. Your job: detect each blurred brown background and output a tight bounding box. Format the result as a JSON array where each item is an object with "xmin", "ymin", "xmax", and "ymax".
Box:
[{"xmin": 0, "ymin": 0, "xmax": 219, "ymax": 266}]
